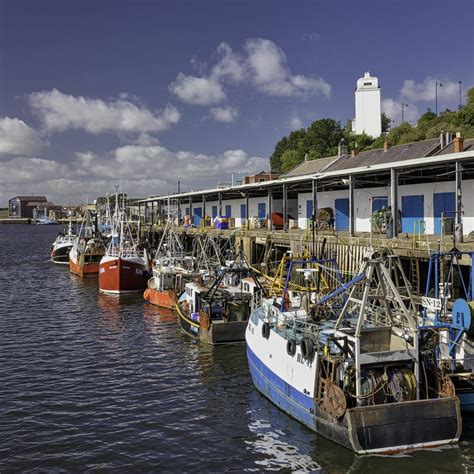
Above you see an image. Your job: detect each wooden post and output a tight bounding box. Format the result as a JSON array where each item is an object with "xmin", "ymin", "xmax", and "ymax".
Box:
[{"xmin": 282, "ymin": 183, "xmax": 288, "ymax": 231}]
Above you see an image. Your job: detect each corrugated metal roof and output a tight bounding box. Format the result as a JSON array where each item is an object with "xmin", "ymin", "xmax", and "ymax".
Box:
[
  {"xmin": 284, "ymin": 155, "xmax": 340, "ymax": 176},
  {"xmin": 324, "ymin": 139, "xmax": 440, "ymax": 173}
]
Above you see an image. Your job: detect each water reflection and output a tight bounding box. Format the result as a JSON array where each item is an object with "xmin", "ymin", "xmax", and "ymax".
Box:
[{"xmin": 246, "ymin": 418, "xmax": 322, "ymax": 472}]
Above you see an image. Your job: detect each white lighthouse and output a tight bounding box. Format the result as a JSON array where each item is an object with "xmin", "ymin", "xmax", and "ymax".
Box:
[{"xmin": 352, "ymin": 71, "xmax": 382, "ymax": 138}]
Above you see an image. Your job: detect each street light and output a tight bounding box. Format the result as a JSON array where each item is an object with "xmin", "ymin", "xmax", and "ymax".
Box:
[
  {"xmin": 401, "ymin": 102, "xmax": 408, "ymax": 123},
  {"xmin": 459, "ymin": 81, "xmax": 462, "ymax": 109},
  {"xmin": 177, "ymin": 176, "xmax": 181, "ymax": 194},
  {"xmin": 435, "ymin": 81, "xmax": 443, "ymax": 115}
]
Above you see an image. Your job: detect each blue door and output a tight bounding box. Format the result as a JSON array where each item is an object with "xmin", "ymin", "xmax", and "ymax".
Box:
[
  {"xmin": 240, "ymin": 204, "xmax": 246, "ymax": 219},
  {"xmin": 335, "ymin": 198, "xmax": 349, "ymax": 231},
  {"xmin": 194, "ymin": 207, "xmax": 202, "ymax": 226},
  {"xmin": 434, "ymin": 192, "xmax": 455, "ymax": 235},
  {"xmin": 372, "ymin": 196, "xmax": 388, "ymax": 213},
  {"xmin": 401, "ymin": 195, "xmax": 424, "ymax": 233},
  {"xmin": 225, "ymin": 205, "xmax": 232, "ymax": 218},
  {"xmin": 258, "ymin": 202, "xmax": 266, "ymax": 220},
  {"xmin": 306, "ymin": 200, "xmax": 313, "ymax": 219},
  {"xmin": 212, "ymin": 205, "xmax": 217, "ymax": 219}
]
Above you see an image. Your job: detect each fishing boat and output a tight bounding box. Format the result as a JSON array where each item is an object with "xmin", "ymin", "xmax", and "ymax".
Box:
[
  {"xmin": 144, "ymin": 224, "xmax": 196, "ymax": 309},
  {"xmin": 37, "ymin": 217, "xmax": 58, "ymax": 225},
  {"xmin": 176, "ymin": 255, "xmax": 265, "ymax": 344},
  {"xmin": 246, "ymin": 250, "xmax": 461, "ymax": 454},
  {"xmin": 51, "ymin": 217, "xmax": 76, "ymax": 264},
  {"xmin": 420, "ymin": 250, "xmax": 474, "ymax": 412},
  {"xmin": 99, "ymin": 191, "xmax": 150, "ymax": 294},
  {"xmin": 69, "ymin": 211, "xmax": 106, "ymax": 277}
]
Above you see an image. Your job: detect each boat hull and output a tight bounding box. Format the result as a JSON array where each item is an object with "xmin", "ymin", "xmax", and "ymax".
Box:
[
  {"xmin": 99, "ymin": 256, "xmax": 149, "ymax": 294},
  {"xmin": 69, "ymin": 247, "xmax": 102, "ymax": 277},
  {"xmin": 143, "ymin": 287, "xmax": 176, "ymax": 310},
  {"xmin": 51, "ymin": 244, "xmax": 72, "ymax": 264},
  {"xmin": 176, "ymin": 303, "xmax": 248, "ymax": 344},
  {"xmin": 246, "ymin": 317, "xmax": 462, "ymax": 454}
]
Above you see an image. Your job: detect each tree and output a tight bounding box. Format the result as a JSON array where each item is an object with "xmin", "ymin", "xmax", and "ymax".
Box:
[
  {"xmin": 280, "ymin": 149, "xmax": 301, "ymax": 174},
  {"xmin": 381, "ymin": 112, "xmax": 391, "ymax": 133},
  {"xmin": 303, "ymin": 118, "xmax": 344, "ymax": 159}
]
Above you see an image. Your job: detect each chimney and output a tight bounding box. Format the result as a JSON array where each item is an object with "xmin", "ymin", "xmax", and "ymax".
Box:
[
  {"xmin": 453, "ymin": 132, "xmax": 464, "ymax": 153},
  {"xmin": 338, "ymin": 139, "xmax": 348, "ymax": 156},
  {"xmin": 351, "ymin": 149, "xmax": 358, "ymax": 158},
  {"xmin": 304, "ymin": 153, "xmax": 309, "ymax": 162},
  {"xmin": 446, "ymin": 131, "xmax": 453, "ymax": 145},
  {"xmin": 384, "ymin": 138, "xmax": 391, "ymax": 152},
  {"xmin": 439, "ymin": 131, "xmax": 445, "ymax": 148}
]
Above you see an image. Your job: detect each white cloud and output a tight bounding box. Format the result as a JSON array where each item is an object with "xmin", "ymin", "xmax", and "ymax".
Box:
[
  {"xmin": 0, "ymin": 117, "xmax": 47, "ymax": 156},
  {"xmin": 209, "ymin": 106, "xmax": 239, "ymax": 123},
  {"xmin": 168, "ymin": 74, "xmax": 225, "ymax": 106},
  {"xmin": 169, "ymin": 38, "xmax": 331, "ymax": 107},
  {"xmin": 245, "ymin": 38, "xmax": 331, "ymax": 98},
  {"xmin": 289, "ymin": 114, "xmax": 303, "ymax": 129},
  {"xmin": 28, "ymin": 89, "xmax": 180, "ymax": 134},
  {"xmin": 0, "ymin": 143, "xmax": 267, "ymax": 205},
  {"xmin": 401, "ymin": 77, "xmax": 460, "ymax": 104},
  {"xmin": 211, "ymin": 42, "xmax": 246, "ymax": 83},
  {"xmin": 382, "ymin": 99, "xmax": 419, "ymax": 126}
]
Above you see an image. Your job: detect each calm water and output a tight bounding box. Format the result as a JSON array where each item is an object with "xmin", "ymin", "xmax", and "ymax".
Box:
[{"xmin": 0, "ymin": 225, "xmax": 473, "ymax": 472}]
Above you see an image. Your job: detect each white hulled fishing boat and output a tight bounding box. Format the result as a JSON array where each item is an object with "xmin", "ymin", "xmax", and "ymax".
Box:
[
  {"xmin": 51, "ymin": 217, "xmax": 76, "ymax": 264},
  {"xmin": 246, "ymin": 250, "xmax": 461, "ymax": 454}
]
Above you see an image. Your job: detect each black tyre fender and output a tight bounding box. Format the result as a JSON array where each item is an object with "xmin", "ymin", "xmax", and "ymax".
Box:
[
  {"xmin": 262, "ymin": 322, "xmax": 271, "ymax": 339},
  {"xmin": 301, "ymin": 337, "xmax": 315, "ymax": 360},
  {"xmin": 286, "ymin": 339, "xmax": 297, "ymax": 356}
]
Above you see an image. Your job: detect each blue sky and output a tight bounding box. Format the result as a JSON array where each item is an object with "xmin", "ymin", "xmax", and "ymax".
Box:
[{"xmin": 1, "ymin": 0, "xmax": 473, "ymax": 205}]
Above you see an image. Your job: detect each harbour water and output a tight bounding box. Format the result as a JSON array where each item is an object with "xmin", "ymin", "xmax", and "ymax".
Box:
[{"xmin": 1, "ymin": 225, "xmax": 474, "ymax": 472}]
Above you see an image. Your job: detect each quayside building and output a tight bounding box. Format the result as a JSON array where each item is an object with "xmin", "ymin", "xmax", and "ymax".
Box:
[{"xmin": 140, "ymin": 133, "xmax": 473, "ymax": 238}]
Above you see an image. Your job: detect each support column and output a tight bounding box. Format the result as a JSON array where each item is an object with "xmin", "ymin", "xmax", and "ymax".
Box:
[
  {"xmin": 349, "ymin": 175, "xmax": 355, "ymax": 236},
  {"xmin": 151, "ymin": 201, "xmax": 155, "ymax": 226},
  {"xmin": 177, "ymin": 198, "xmax": 181, "ymax": 226},
  {"xmin": 157, "ymin": 200, "xmax": 162, "ymax": 225},
  {"xmin": 245, "ymin": 192, "xmax": 250, "ymax": 229},
  {"xmin": 218, "ymin": 192, "xmax": 222, "ymax": 217},
  {"xmin": 455, "ymin": 161, "xmax": 463, "ymax": 242},
  {"xmin": 391, "ymin": 168, "xmax": 398, "ymax": 238},
  {"xmin": 138, "ymin": 203, "xmax": 141, "ymax": 225},
  {"xmin": 282, "ymin": 183, "xmax": 288, "ymax": 231},
  {"xmin": 188, "ymin": 195, "xmax": 192, "ymax": 225},
  {"xmin": 455, "ymin": 161, "xmax": 462, "ymax": 225},
  {"xmin": 267, "ymin": 188, "xmax": 273, "ymax": 231},
  {"xmin": 312, "ymin": 179, "xmax": 318, "ymax": 232},
  {"xmin": 312, "ymin": 179, "xmax": 318, "ymax": 256},
  {"xmin": 202, "ymin": 194, "xmax": 206, "ymax": 227}
]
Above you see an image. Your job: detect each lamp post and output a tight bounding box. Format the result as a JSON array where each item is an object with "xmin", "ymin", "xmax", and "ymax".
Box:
[
  {"xmin": 401, "ymin": 102, "xmax": 408, "ymax": 123},
  {"xmin": 177, "ymin": 176, "xmax": 181, "ymax": 194},
  {"xmin": 459, "ymin": 81, "xmax": 462, "ymax": 109},
  {"xmin": 435, "ymin": 81, "xmax": 443, "ymax": 115}
]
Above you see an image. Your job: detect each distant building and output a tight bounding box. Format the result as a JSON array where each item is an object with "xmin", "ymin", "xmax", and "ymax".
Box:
[
  {"xmin": 352, "ymin": 71, "xmax": 382, "ymax": 138},
  {"xmin": 243, "ymin": 171, "xmax": 279, "ymax": 184},
  {"xmin": 8, "ymin": 196, "xmax": 47, "ymax": 218}
]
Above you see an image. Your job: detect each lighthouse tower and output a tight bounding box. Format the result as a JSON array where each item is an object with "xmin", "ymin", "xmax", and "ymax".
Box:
[{"xmin": 352, "ymin": 71, "xmax": 382, "ymax": 138}]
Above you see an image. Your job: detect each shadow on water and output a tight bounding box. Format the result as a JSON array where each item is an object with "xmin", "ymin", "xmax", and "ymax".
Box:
[{"xmin": 1, "ymin": 225, "xmax": 474, "ymax": 472}]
